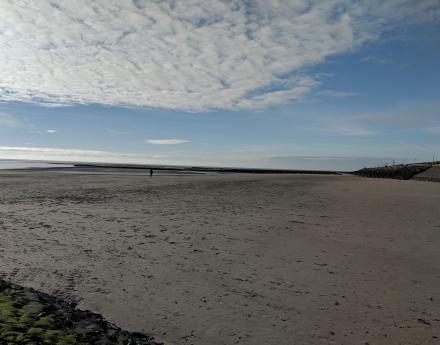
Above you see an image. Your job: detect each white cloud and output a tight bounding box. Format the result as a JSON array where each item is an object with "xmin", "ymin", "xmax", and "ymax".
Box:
[
  {"xmin": 345, "ymin": 101, "xmax": 440, "ymax": 127},
  {"xmin": 316, "ymin": 90, "xmax": 361, "ymax": 98},
  {"xmin": 324, "ymin": 124, "xmax": 376, "ymax": 136},
  {"xmin": 0, "ymin": 112, "xmax": 22, "ymax": 127},
  {"xmin": 314, "ymin": 101, "xmax": 440, "ymax": 137},
  {"xmin": 46, "ymin": 129, "xmax": 57, "ymax": 133},
  {"xmin": 0, "ymin": 1, "xmax": 438, "ymax": 110},
  {"xmin": 0, "ymin": 145, "xmax": 434, "ymax": 170},
  {"xmin": 265, "ymin": 155, "xmax": 400, "ymax": 171},
  {"xmin": 0, "ymin": 146, "xmax": 161, "ymax": 163},
  {"xmin": 425, "ymin": 127, "xmax": 440, "ymax": 134},
  {"xmin": 359, "ymin": 56, "xmax": 392, "ymax": 64},
  {"xmin": 147, "ymin": 139, "xmax": 188, "ymax": 145}
]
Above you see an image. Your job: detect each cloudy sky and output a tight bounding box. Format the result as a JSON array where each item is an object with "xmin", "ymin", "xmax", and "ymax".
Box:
[{"xmin": 0, "ymin": 0, "xmax": 439, "ymax": 170}]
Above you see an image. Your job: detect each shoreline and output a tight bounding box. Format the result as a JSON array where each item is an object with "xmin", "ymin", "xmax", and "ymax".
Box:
[{"xmin": 0, "ymin": 158, "xmax": 342, "ymax": 175}]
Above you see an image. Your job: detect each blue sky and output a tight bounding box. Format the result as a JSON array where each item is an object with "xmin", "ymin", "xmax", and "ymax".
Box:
[{"xmin": 0, "ymin": 1, "xmax": 439, "ymax": 170}]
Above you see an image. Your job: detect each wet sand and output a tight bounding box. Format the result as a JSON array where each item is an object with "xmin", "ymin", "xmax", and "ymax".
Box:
[{"xmin": 0, "ymin": 171, "xmax": 439, "ymax": 344}]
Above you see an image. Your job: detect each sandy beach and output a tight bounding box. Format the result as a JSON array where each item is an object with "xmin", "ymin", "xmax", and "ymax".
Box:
[{"xmin": 0, "ymin": 170, "xmax": 439, "ymax": 345}]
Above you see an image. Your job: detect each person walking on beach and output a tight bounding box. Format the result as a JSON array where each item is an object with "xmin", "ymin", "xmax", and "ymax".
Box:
[{"xmin": 150, "ymin": 169, "xmax": 153, "ymax": 177}]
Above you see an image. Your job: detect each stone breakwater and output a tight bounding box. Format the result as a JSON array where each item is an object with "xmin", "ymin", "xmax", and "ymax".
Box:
[
  {"xmin": 0, "ymin": 279, "xmax": 161, "ymax": 345},
  {"xmin": 354, "ymin": 164, "xmax": 433, "ymax": 180}
]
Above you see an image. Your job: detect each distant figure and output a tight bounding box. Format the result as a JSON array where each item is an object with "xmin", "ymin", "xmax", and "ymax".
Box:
[{"xmin": 150, "ymin": 169, "xmax": 153, "ymax": 177}]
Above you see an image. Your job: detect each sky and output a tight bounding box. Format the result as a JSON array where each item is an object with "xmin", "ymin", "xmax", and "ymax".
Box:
[{"xmin": 0, "ymin": 0, "xmax": 439, "ymax": 171}]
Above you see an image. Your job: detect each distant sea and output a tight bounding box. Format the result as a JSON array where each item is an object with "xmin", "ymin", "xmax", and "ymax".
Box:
[{"xmin": 0, "ymin": 160, "xmax": 72, "ymax": 170}]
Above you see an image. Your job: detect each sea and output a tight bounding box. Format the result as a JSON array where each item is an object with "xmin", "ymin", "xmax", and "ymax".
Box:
[
  {"xmin": 0, "ymin": 159, "xmax": 209, "ymax": 174},
  {"xmin": 0, "ymin": 159, "xmax": 72, "ymax": 170}
]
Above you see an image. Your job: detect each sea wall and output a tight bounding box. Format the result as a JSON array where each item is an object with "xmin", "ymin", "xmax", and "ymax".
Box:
[{"xmin": 353, "ymin": 164, "xmax": 432, "ymax": 180}]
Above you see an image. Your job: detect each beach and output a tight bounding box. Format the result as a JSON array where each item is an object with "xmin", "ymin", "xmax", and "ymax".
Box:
[{"xmin": 0, "ymin": 170, "xmax": 439, "ymax": 345}]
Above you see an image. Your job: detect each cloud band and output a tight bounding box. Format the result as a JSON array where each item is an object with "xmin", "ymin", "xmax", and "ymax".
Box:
[{"xmin": 0, "ymin": 1, "xmax": 438, "ymax": 110}]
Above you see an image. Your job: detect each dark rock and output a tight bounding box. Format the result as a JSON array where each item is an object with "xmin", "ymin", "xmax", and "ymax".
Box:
[
  {"xmin": 0, "ymin": 278, "xmax": 163, "ymax": 345},
  {"xmin": 353, "ymin": 163, "xmax": 432, "ymax": 180}
]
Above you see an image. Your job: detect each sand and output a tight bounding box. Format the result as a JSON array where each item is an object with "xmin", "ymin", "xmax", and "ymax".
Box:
[{"xmin": 0, "ymin": 171, "xmax": 439, "ymax": 345}]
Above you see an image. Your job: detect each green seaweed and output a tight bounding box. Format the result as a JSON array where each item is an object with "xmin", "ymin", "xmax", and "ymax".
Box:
[
  {"xmin": 0, "ymin": 290, "xmax": 89, "ymax": 344},
  {"xmin": 0, "ymin": 279, "xmax": 158, "ymax": 345}
]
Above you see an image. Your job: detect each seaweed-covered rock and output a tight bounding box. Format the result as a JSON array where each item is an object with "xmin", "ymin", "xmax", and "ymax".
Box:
[{"xmin": 0, "ymin": 279, "xmax": 162, "ymax": 345}]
